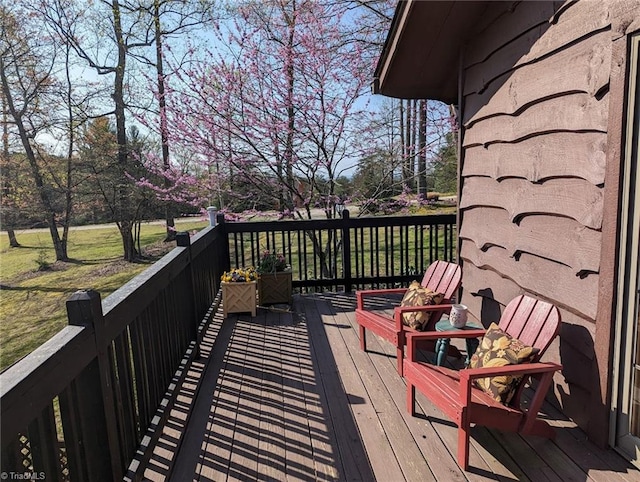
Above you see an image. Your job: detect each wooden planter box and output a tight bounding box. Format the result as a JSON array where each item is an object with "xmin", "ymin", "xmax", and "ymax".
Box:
[
  {"xmin": 221, "ymin": 281, "xmax": 257, "ymax": 317},
  {"xmin": 258, "ymin": 270, "xmax": 293, "ymax": 305}
]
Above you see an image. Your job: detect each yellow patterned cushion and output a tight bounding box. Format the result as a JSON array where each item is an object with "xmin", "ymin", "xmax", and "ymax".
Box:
[
  {"xmin": 399, "ymin": 281, "xmax": 444, "ymax": 331},
  {"xmin": 469, "ymin": 323, "xmax": 540, "ymax": 404}
]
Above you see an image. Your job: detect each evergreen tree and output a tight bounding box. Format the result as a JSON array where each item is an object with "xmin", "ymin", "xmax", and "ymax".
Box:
[{"xmin": 432, "ymin": 131, "xmax": 458, "ymax": 194}]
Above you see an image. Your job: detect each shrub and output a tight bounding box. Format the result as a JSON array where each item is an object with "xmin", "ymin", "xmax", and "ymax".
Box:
[
  {"xmin": 257, "ymin": 250, "xmax": 288, "ymax": 273},
  {"xmin": 35, "ymin": 250, "xmax": 52, "ymax": 271}
]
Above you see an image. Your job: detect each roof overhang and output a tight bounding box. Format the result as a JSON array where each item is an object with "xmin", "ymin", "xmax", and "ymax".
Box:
[{"xmin": 372, "ymin": 0, "xmax": 491, "ymax": 103}]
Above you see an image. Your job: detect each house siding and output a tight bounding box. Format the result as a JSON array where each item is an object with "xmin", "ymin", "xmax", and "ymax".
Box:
[{"xmin": 457, "ymin": 0, "xmax": 622, "ymax": 433}]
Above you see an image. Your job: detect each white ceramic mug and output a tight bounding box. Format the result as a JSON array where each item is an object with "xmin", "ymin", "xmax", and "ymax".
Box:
[{"xmin": 450, "ymin": 304, "xmax": 468, "ymax": 328}]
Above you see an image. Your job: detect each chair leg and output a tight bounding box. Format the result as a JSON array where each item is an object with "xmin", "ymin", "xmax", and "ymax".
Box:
[
  {"xmin": 457, "ymin": 425, "xmax": 470, "ymax": 471},
  {"xmin": 397, "ymin": 346, "xmax": 404, "ymax": 375},
  {"xmin": 457, "ymin": 402, "xmax": 471, "ymax": 470},
  {"xmin": 407, "ymin": 383, "xmax": 416, "ymax": 416},
  {"xmin": 359, "ymin": 325, "xmax": 366, "ymax": 351},
  {"xmin": 520, "ymin": 371, "xmax": 555, "ymax": 436}
]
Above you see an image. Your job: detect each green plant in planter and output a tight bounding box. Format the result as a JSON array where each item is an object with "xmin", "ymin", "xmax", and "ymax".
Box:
[
  {"xmin": 257, "ymin": 250, "xmax": 289, "ymax": 274},
  {"xmin": 257, "ymin": 250, "xmax": 292, "ymax": 305}
]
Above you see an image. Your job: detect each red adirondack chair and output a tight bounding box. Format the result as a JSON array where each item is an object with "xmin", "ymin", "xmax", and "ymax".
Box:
[
  {"xmin": 403, "ymin": 295, "xmax": 562, "ymax": 470},
  {"xmin": 355, "ymin": 260, "xmax": 462, "ymax": 375}
]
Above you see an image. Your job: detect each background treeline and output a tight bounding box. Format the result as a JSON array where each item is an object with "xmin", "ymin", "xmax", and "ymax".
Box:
[{"xmin": 0, "ymin": 0, "xmax": 457, "ymax": 262}]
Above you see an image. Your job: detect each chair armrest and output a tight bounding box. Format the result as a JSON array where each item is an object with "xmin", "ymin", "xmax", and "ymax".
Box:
[
  {"xmin": 405, "ymin": 328, "xmax": 487, "ymax": 361},
  {"xmin": 460, "ymin": 362, "xmax": 563, "ymax": 382},
  {"xmin": 356, "ymin": 287, "xmax": 408, "ymax": 309},
  {"xmin": 458, "ymin": 362, "xmax": 563, "ymax": 410},
  {"xmin": 432, "ymin": 329, "xmax": 487, "ymax": 339},
  {"xmin": 405, "ymin": 328, "xmax": 486, "ymax": 344},
  {"xmin": 394, "ymin": 303, "xmax": 455, "ymax": 315}
]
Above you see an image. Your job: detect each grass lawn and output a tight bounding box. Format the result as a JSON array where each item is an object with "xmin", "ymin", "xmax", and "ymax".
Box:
[
  {"xmin": 0, "ymin": 206, "xmax": 456, "ymax": 371},
  {"xmin": 0, "ymin": 219, "xmax": 208, "ymax": 370}
]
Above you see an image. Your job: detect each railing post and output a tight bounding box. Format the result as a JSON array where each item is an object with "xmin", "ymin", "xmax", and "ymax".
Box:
[
  {"xmin": 176, "ymin": 231, "xmax": 190, "ymax": 247},
  {"xmin": 217, "ymin": 213, "xmax": 231, "ymax": 273},
  {"xmin": 341, "ymin": 209, "xmax": 353, "ymax": 292},
  {"xmin": 207, "ymin": 206, "xmax": 218, "ymax": 227},
  {"xmin": 176, "ymin": 232, "xmax": 200, "ymax": 355},
  {"xmin": 65, "ymin": 289, "xmax": 121, "ymax": 481}
]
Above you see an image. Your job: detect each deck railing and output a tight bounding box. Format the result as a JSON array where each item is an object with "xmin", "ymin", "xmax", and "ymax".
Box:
[
  {"xmin": 0, "ymin": 227, "xmax": 226, "ymax": 481},
  {"xmin": 0, "ymin": 212, "xmax": 456, "ymax": 481},
  {"xmin": 223, "ymin": 210, "xmax": 457, "ymax": 292}
]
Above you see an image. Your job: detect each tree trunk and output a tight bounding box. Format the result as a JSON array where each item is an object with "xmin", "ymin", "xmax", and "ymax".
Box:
[
  {"xmin": 0, "ymin": 55, "xmax": 69, "ymax": 261},
  {"xmin": 112, "ymin": 0, "xmax": 137, "ymax": 261},
  {"xmin": 7, "ymin": 229, "xmax": 19, "ymax": 247},
  {"xmin": 2, "ymin": 90, "xmax": 19, "ymax": 248},
  {"xmin": 50, "ymin": 222, "xmax": 68, "ymax": 260},
  {"xmin": 399, "ymin": 100, "xmax": 411, "ymax": 191},
  {"xmin": 118, "ymin": 220, "xmax": 136, "ymax": 263},
  {"xmin": 417, "ymin": 99, "xmax": 427, "ymax": 197},
  {"xmin": 283, "ymin": 4, "xmax": 297, "ymax": 214},
  {"xmin": 306, "ymin": 230, "xmax": 333, "ymax": 279},
  {"xmin": 153, "ymin": 0, "xmax": 176, "ymax": 242},
  {"xmin": 409, "ymin": 99, "xmax": 417, "ymax": 192},
  {"xmin": 61, "ymin": 44, "xmax": 75, "ymax": 260}
]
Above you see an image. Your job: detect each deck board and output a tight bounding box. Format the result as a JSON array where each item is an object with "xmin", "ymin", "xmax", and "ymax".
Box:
[
  {"xmin": 340, "ymin": 308, "xmax": 476, "ymax": 482},
  {"xmin": 130, "ymin": 292, "xmax": 639, "ymax": 482},
  {"xmin": 289, "ymin": 309, "xmax": 341, "ymax": 481},
  {"xmin": 335, "ymin": 307, "xmax": 440, "ymax": 481},
  {"xmin": 303, "ymin": 295, "xmax": 408, "ymax": 481},
  {"xmin": 302, "ymin": 295, "xmax": 375, "ymax": 481},
  {"xmin": 340, "ymin": 305, "xmax": 499, "ymax": 482},
  {"xmin": 259, "ymin": 312, "xmax": 288, "ymax": 481}
]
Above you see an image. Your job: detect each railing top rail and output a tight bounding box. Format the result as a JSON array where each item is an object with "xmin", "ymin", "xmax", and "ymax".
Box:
[
  {"xmin": 1, "ymin": 324, "xmax": 96, "ymax": 442},
  {"xmin": 224, "ymin": 212, "xmax": 456, "ymax": 233},
  {"xmin": 98, "ymin": 226, "xmax": 218, "ymax": 343}
]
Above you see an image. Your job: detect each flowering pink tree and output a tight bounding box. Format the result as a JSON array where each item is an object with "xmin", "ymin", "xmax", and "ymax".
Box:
[{"xmin": 162, "ymin": 0, "xmax": 375, "ymax": 221}]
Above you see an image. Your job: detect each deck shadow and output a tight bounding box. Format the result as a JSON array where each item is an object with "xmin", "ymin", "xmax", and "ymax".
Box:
[
  {"xmin": 130, "ymin": 292, "xmax": 640, "ymax": 481},
  {"xmin": 161, "ymin": 296, "xmax": 374, "ymax": 481}
]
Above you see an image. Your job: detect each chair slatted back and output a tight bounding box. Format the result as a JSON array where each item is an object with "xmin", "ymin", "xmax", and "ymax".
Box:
[
  {"xmin": 498, "ymin": 295, "xmax": 561, "ymax": 361},
  {"xmin": 421, "ymin": 260, "xmax": 462, "ymax": 302},
  {"xmin": 419, "ymin": 260, "xmax": 462, "ymax": 333}
]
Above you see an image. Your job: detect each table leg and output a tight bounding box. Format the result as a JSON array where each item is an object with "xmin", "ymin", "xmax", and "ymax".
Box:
[
  {"xmin": 465, "ymin": 338, "xmax": 480, "ymax": 366},
  {"xmin": 436, "ymin": 338, "xmax": 450, "ymax": 366}
]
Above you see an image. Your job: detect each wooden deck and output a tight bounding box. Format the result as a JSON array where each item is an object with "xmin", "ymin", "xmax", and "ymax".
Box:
[{"xmin": 131, "ymin": 292, "xmax": 640, "ymax": 481}]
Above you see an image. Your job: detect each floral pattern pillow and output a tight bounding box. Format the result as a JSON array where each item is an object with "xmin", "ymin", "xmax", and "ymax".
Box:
[
  {"xmin": 469, "ymin": 323, "xmax": 540, "ymax": 404},
  {"xmin": 399, "ymin": 281, "xmax": 444, "ymax": 330}
]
